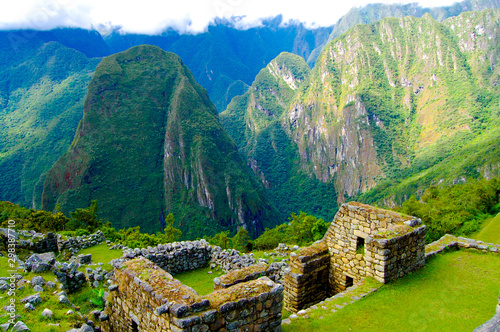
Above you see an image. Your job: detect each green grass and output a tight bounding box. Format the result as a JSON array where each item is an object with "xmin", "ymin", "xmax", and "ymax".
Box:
[
  {"xmin": 77, "ymin": 243, "xmax": 123, "ymax": 271},
  {"xmin": 283, "ymin": 250, "xmax": 500, "ymax": 331},
  {"xmin": 475, "ymin": 213, "xmax": 500, "ymax": 244},
  {"xmin": 174, "ymin": 266, "xmax": 224, "ymax": 296},
  {"xmin": 0, "ymin": 255, "xmax": 98, "ymax": 331}
]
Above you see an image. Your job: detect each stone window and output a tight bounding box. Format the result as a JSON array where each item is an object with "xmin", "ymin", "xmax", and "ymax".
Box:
[{"xmin": 356, "ymin": 236, "xmax": 365, "ymax": 254}]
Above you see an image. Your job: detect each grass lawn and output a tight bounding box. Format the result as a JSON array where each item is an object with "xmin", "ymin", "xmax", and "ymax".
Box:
[
  {"xmin": 174, "ymin": 265, "xmax": 224, "ymax": 295},
  {"xmin": 77, "ymin": 242, "xmax": 123, "ymax": 271},
  {"xmin": 283, "ymin": 250, "xmax": 500, "ymax": 332},
  {"xmin": 475, "ymin": 213, "xmax": 500, "ymax": 244}
]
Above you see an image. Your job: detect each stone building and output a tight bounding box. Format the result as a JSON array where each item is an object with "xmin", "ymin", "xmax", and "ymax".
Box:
[
  {"xmin": 102, "ymin": 257, "xmax": 284, "ymax": 332},
  {"xmin": 284, "ymin": 202, "xmax": 426, "ymax": 312}
]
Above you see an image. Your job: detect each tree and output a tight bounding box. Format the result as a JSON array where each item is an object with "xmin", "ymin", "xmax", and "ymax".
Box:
[
  {"xmin": 231, "ymin": 228, "xmax": 251, "ymax": 252},
  {"xmin": 69, "ymin": 200, "xmax": 102, "ymax": 232},
  {"xmin": 210, "ymin": 231, "xmax": 231, "ymax": 249},
  {"xmin": 163, "ymin": 213, "xmax": 182, "ymax": 243}
]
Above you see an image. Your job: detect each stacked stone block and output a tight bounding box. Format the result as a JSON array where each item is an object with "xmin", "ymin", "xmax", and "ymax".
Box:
[
  {"xmin": 323, "ymin": 202, "xmax": 426, "ymax": 291},
  {"xmin": 102, "ymin": 257, "xmax": 283, "ymax": 332},
  {"xmin": 284, "ymin": 202, "xmax": 427, "ymax": 311},
  {"xmin": 283, "ymin": 241, "xmax": 330, "ymax": 312},
  {"xmin": 122, "ymin": 240, "xmax": 212, "ymax": 275},
  {"xmin": 57, "ymin": 230, "xmax": 106, "ymax": 253}
]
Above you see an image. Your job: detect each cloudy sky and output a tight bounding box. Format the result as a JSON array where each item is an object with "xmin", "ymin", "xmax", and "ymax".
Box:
[{"xmin": 0, "ymin": 0, "xmax": 461, "ymax": 34}]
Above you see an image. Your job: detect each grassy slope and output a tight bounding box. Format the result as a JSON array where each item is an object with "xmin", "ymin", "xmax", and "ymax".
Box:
[
  {"xmin": 283, "ymin": 250, "xmax": 500, "ymax": 331},
  {"xmin": 475, "ymin": 213, "xmax": 500, "ymax": 244}
]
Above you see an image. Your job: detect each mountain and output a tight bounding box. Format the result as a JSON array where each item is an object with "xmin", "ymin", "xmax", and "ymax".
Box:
[
  {"xmin": 307, "ymin": 0, "xmax": 500, "ymax": 66},
  {"xmin": 221, "ymin": 9, "xmax": 500, "ymax": 215},
  {"xmin": 0, "ymin": 40, "xmax": 100, "ymax": 207},
  {"xmin": 221, "ymin": 52, "xmax": 339, "ymax": 221},
  {"xmin": 40, "ymin": 45, "xmax": 278, "ymax": 237},
  {"xmin": 103, "ymin": 16, "xmax": 331, "ymax": 111}
]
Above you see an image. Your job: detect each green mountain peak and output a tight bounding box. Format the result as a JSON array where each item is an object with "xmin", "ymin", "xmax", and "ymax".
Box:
[{"xmin": 41, "ymin": 45, "xmax": 277, "ymax": 237}]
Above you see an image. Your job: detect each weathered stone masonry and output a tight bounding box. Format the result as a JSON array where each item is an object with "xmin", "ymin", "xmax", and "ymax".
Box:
[
  {"xmin": 284, "ymin": 202, "xmax": 426, "ymax": 312},
  {"xmin": 102, "ymin": 257, "xmax": 283, "ymax": 332}
]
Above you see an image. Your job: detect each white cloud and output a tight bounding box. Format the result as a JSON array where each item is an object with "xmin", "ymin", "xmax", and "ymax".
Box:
[{"xmin": 0, "ymin": 0, "xmax": 462, "ymax": 34}]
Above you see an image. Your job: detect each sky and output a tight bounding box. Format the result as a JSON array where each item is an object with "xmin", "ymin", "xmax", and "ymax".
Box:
[{"xmin": 0, "ymin": 0, "xmax": 461, "ymax": 34}]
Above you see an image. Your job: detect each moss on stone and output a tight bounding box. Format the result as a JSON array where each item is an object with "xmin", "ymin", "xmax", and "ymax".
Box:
[
  {"xmin": 204, "ymin": 277, "xmax": 273, "ymax": 309},
  {"xmin": 118, "ymin": 257, "xmax": 202, "ymax": 305},
  {"xmin": 219, "ymin": 263, "xmax": 269, "ymax": 285}
]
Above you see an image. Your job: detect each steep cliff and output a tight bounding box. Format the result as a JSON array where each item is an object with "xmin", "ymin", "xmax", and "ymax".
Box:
[
  {"xmin": 221, "ymin": 53, "xmax": 338, "ymax": 220},
  {"xmin": 41, "ymin": 45, "xmax": 277, "ymax": 237},
  {"xmin": 291, "ymin": 10, "xmax": 500, "ymax": 203}
]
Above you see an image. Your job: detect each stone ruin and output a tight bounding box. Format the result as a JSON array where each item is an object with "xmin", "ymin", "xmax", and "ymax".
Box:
[
  {"xmin": 100, "ymin": 201, "xmax": 426, "ymax": 330},
  {"xmin": 284, "ymin": 202, "xmax": 426, "ymax": 312},
  {"xmin": 101, "ymin": 257, "xmax": 283, "ymax": 332}
]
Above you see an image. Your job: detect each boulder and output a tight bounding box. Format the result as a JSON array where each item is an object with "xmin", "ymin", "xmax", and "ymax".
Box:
[{"xmin": 24, "ymin": 253, "xmax": 55, "ymax": 273}]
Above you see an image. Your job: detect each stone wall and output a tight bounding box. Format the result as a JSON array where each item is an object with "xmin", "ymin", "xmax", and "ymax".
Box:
[
  {"xmin": 283, "ymin": 241, "xmax": 330, "ymax": 312},
  {"xmin": 18, "ymin": 232, "xmax": 58, "ymax": 253},
  {"xmin": 283, "ymin": 202, "xmax": 426, "ymax": 312},
  {"xmin": 121, "ymin": 240, "xmax": 212, "ymax": 275},
  {"xmin": 12, "ymin": 230, "xmax": 105, "ymax": 254},
  {"xmin": 102, "ymin": 257, "xmax": 283, "ymax": 332},
  {"xmin": 57, "ymin": 230, "xmax": 106, "ymax": 254},
  {"xmin": 214, "ymin": 262, "xmax": 288, "ymax": 289},
  {"xmin": 323, "ymin": 202, "xmax": 425, "ymax": 290}
]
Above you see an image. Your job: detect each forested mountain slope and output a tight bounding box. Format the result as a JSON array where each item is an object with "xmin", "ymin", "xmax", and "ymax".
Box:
[
  {"xmin": 40, "ymin": 45, "xmax": 278, "ymax": 237},
  {"xmin": 222, "ymin": 10, "xmax": 500, "ymax": 215}
]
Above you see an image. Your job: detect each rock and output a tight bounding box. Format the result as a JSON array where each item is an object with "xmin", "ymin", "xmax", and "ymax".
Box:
[
  {"xmin": 24, "ymin": 253, "xmax": 55, "ymax": 273},
  {"xmin": 46, "ymin": 281, "xmax": 56, "ymax": 289},
  {"xmin": 78, "ymin": 323, "xmax": 94, "ymax": 332},
  {"xmin": 11, "ymin": 321, "xmax": 30, "ymax": 331},
  {"xmin": 59, "ymin": 294, "xmax": 70, "ymax": 304},
  {"xmin": 41, "ymin": 308, "xmax": 53, "ymax": 318},
  {"xmin": 32, "ymin": 285, "xmax": 44, "ymax": 292},
  {"xmin": 24, "ymin": 303, "xmax": 36, "ymax": 311},
  {"xmin": 0, "ymin": 323, "xmax": 10, "ymax": 331},
  {"xmin": 21, "ymin": 293, "xmax": 41, "ymax": 305},
  {"xmin": 66, "ymin": 309, "xmax": 74, "ymax": 315},
  {"xmin": 31, "ymin": 276, "xmax": 45, "ymax": 287}
]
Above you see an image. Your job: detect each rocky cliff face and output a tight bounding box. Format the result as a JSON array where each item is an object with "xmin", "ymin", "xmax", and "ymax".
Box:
[
  {"xmin": 222, "ymin": 9, "xmax": 500, "ymax": 211},
  {"xmin": 289, "ymin": 10, "xmax": 499, "ymax": 202},
  {"xmin": 41, "ymin": 45, "xmax": 277, "ymax": 237}
]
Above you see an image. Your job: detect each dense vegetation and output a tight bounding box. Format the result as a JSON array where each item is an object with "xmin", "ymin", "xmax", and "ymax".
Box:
[{"xmin": 398, "ymin": 178, "xmax": 500, "ymax": 242}]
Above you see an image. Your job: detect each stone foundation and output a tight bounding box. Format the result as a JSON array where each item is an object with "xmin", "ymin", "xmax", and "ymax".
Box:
[{"xmin": 102, "ymin": 257, "xmax": 283, "ymax": 332}]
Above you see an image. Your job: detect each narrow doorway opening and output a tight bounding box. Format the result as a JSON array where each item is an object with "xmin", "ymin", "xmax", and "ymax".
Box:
[
  {"xmin": 345, "ymin": 275, "xmax": 353, "ymax": 288},
  {"xmin": 131, "ymin": 321, "xmax": 139, "ymax": 332}
]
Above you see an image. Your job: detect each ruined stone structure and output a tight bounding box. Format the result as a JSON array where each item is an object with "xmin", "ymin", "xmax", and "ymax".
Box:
[
  {"xmin": 102, "ymin": 257, "xmax": 283, "ymax": 332},
  {"xmin": 284, "ymin": 202, "xmax": 426, "ymax": 312}
]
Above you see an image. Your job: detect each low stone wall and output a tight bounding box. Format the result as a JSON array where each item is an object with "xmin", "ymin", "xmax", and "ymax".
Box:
[
  {"xmin": 57, "ymin": 230, "xmax": 106, "ymax": 254},
  {"xmin": 214, "ymin": 261, "xmax": 289, "ymax": 290},
  {"xmin": 121, "ymin": 240, "xmax": 212, "ymax": 275},
  {"xmin": 425, "ymin": 234, "xmax": 500, "ymax": 259},
  {"xmin": 365, "ymin": 226, "xmax": 426, "ymax": 284},
  {"xmin": 284, "ymin": 241, "xmax": 330, "ymax": 312},
  {"xmin": 211, "ymin": 247, "xmax": 256, "ymax": 272},
  {"xmin": 18, "ymin": 232, "xmax": 58, "ymax": 253},
  {"xmin": 102, "ymin": 257, "xmax": 283, "ymax": 332}
]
